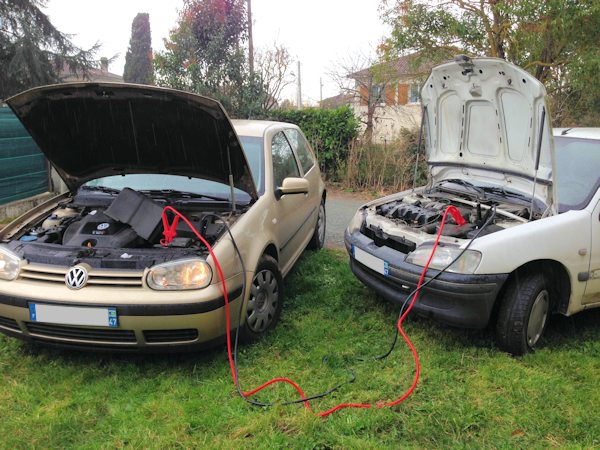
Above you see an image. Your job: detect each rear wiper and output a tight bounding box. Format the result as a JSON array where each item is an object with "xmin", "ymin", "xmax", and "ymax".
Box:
[
  {"xmin": 80, "ymin": 185, "xmax": 120, "ymax": 195},
  {"xmin": 139, "ymin": 189, "xmax": 230, "ymax": 203},
  {"xmin": 437, "ymin": 179, "xmax": 487, "ymax": 199}
]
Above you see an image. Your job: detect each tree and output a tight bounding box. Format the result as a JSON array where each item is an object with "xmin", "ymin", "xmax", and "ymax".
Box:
[
  {"xmin": 154, "ymin": 0, "xmax": 265, "ymax": 117},
  {"xmin": 0, "ymin": 0, "xmax": 99, "ymax": 100},
  {"xmin": 255, "ymin": 42, "xmax": 293, "ymax": 112},
  {"xmin": 379, "ymin": 0, "xmax": 600, "ymax": 125},
  {"xmin": 123, "ymin": 13, "xmax": 153, "ymax": 84},
  {"xmin": 329, "ymin": 52, "xmax": 422, "ymax": 144}
]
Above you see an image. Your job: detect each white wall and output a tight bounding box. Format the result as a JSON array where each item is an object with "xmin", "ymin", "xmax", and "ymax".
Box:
[{"xmin": 352, "ymin": 103, "xmax": 422, "ymax": 143}]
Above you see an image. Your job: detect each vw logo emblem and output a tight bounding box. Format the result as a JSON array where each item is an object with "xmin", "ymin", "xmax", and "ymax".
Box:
[{"xmin": 65, "ymin": 265, "xmax": 89, "ymax": 290}]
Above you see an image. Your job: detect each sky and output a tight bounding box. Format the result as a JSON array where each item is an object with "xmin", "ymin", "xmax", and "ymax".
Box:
[{"xmin": 44, "ymin": 0, "xmax": 390, "ymax": 105}]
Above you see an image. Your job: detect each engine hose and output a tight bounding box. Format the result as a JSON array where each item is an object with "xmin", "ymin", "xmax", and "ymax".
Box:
[{"xmin": 161, "ymin": 205, "xmax": 494, "ymax": 417}]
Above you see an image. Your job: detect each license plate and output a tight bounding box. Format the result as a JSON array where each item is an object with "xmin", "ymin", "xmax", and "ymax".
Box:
[
  {"xmin": 353, "ymin": 245, "xmax": 389, "ymax": 276},
  {"xmin": 29, "ymin": 303, "xmax": 118, "ymax": 328}
]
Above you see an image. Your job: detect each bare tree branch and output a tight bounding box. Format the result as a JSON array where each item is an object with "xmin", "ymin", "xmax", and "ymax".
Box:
[{"xmin": 255, "ymin": 42, "xmax": 293, "ymax": 112}]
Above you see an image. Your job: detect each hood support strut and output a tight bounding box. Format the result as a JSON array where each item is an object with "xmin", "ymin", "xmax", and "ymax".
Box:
[
  {"xmin": 412, "ymin": 105, "xmax": 427, "ymax": 191},
  {"xmin": 530, "ymin": 106, "xmax": 546, "ymax": 220}
]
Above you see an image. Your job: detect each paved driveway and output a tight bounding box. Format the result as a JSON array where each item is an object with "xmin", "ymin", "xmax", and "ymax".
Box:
[{"xmin": 324, "ymin": 190, "xmax": 370, "ymax": 248}]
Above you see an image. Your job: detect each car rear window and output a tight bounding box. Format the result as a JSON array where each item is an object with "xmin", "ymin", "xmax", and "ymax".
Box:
[{"xmin": 555, "ymin": 136, "xmax": 600, "ymax": 211}]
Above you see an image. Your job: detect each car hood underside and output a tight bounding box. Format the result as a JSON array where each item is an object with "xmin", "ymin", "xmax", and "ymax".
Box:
[
  {"xmin": 421, "ymin": 57, "xmax": 556, "ymax": 211},
  {"xmin": 6, "ymin": 83, "xmax": 258, "ymax": 201}
]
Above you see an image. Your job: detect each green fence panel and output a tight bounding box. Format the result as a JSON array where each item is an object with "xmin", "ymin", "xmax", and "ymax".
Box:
[{"xmin": 0, "ymin": 105, "xmax": 48, "ymax": 204}]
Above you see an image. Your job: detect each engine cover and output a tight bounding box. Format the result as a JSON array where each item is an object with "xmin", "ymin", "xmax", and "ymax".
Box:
[{"xmin": 62, "ymin": 212, "xmax": 139, "ymax": 248}]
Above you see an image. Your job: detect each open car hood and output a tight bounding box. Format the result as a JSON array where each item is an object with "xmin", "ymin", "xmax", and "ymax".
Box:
[
  {"xmin": 6, "ymin": 83, "xmax": 258, "ymax": 201},
  {"xmin": 421, "ymin": 57, "xmax": 556, "ymax": 212}
]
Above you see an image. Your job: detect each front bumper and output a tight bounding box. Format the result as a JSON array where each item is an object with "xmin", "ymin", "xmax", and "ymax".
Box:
[
  {"xmin": 345, "ymin": 230, "xmax": 508, "ymax": 328},
  {"xmin": 0, "ymin": 285, "xmax": 244, "ymax": 352}
]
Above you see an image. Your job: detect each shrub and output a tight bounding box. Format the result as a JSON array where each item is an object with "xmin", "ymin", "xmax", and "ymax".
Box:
[
  {"xmin": 268, "ymin": 106, "xmax": 359, "ymax": 179},
  {"xmin": 343, "ymin": 127, "xmax": 427, "ymax": 192}
]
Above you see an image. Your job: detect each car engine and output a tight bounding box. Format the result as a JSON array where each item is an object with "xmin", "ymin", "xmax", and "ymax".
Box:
[
  {"xmin": 4, "ymin": 188, "xmax": 231, "ymax": 269},
  {"xmin": 364, "ymin": 190, "xmax": 529, "ymax": 250}
]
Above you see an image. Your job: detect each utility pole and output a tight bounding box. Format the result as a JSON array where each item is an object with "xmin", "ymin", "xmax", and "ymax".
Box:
[
  {"xmin": 296, "ymin": 60, "xmax": 302, "ymax": 109},
  {"xmin": 319, "ymin": 77, "xmax": 323, "ymax": 106},
  {"xmin": 247, "ymin": 0, "xmax": 254, "ymax": 75}
]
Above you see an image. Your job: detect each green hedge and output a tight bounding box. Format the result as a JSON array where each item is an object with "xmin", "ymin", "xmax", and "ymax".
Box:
[{"xmin": 268, "ymin": 106, "xmax": 359, "ymax": 179}]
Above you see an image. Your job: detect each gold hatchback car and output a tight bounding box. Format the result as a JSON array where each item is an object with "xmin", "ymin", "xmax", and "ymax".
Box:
[{"xmin": 0, "ymin": 83, "xmax": 326, "ymax": 351}]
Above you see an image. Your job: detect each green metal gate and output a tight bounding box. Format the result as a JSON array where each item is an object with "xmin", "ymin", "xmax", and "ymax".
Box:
[{"xmin": 0, "ymin": 104, "xmax": 48, "ymax": 204}]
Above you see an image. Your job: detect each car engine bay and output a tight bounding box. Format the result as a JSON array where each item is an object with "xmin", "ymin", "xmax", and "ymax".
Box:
[
  {"xmin": 2, "ymin": 188, "xmax": 234, "ymax": 269},
  {"xmin": 361, "ymin": 187, "xmax": 535, "ymax": 253}
]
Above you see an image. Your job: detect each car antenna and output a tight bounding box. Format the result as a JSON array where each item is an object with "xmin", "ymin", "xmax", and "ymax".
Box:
[
  {"xmin": 530, "ymin": 106, "xmax": 546, "ymax": 221},
  {"xmin": 412, "ymin": 105, "xmax": 427, "ymax": 191}
]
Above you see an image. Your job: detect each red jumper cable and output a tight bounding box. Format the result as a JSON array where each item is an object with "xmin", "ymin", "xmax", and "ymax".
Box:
[{"xmin": 161, "ymin": 205, "xmax": 465, "ymax": 417}]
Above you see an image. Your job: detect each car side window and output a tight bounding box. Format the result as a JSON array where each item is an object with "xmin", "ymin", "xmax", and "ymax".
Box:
[
  {"xmin": 285, "ymin": 129, "xmax": 315, "ymax": 174},
  {"xmin": 271, "ymin": 131, "xmax": 300, "ymax": 188}
]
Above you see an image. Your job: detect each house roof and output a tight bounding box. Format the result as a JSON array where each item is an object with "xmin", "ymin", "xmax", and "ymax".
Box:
[
  {"xmin": 348, "ymin": 53, "xmax": 432, "ymax": 81},
  {"xmin": 320, "ymin": 93, "xmax": 353, "ymax": 109},
  {"xmin": 60, "ymin": 68, "xmax": 123, "ymax": 83},
  {"xmin": 59, "ymin": 59, "xmax": 123, "ymax": 83}
]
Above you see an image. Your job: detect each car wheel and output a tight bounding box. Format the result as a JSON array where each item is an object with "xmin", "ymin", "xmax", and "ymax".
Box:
[
  {"xmin": 495, "ymin": 270, "xmax": 551, "ymax": 356},
  {"xmin": 308, "ymin": 200, "xmax": 326, "ymax": 250},
  {"xmin": 240, "ymin": 255, "xmax": 283, "ymax": 342}
]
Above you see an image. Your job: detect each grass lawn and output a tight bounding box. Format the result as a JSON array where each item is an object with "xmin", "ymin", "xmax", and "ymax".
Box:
[{"xmin": 1, "ymin": 248, "xmax": 600, "ymax": 448}]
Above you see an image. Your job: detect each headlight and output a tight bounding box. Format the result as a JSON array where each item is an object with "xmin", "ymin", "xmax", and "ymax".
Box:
[
  {"xmin": 405, "ymin": 245, "xmax": 481, "ymax": 274},
  {"xmin": 0, "ymin": 246, "xmax": 21, "ymax": 281},
  {"xmin": 146, "ymin": 258, "xmax": 212, "ymax": 290},
  {"xmin": 347, "ymin": 208, "xmax": 366, "ymax": 234}
]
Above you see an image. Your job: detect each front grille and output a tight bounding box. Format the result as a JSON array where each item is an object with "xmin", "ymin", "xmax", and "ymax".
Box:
[
  {"xmin": 143, "ymin": 329, "xmax": 199, "ymax": 343},
  {"xmin": 19, "ymin": 264, "xmax": 144, "ymax": 287},
  {"xmin": 26, "ymin": 322, "xmax": 137, "ymax": 343},
  {"xmin": 0, "ymin": 316, "xmax": 21, "ymax": 332}
]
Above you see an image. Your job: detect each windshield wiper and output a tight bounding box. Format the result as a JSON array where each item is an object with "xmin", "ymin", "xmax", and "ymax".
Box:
[
  {"xmin": 482, "ymin": 186, "xmax": 530, "ymax": 200},
  {"xmin": 437, "ymin": 179, "xmax": 487, "ymax": 199},
  {"xmin": 139, "ymin": 189, "xmax": 231, "ymax": 203},
  {"xmin": 80, "ymin": 185, "xmax": 120, "ymax": 195}
]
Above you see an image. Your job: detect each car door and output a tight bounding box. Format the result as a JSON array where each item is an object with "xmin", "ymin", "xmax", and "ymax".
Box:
[
  {"xmin": 270, "ymin": 131, "xmax": 307, "ymax": 271},
  {"xmin": 584, "ymin": 198, "xmax": 600, "ymax": 303},
  {"xmin": 284, "ymin": 128, "xmax": 321, "ymax": 224}
]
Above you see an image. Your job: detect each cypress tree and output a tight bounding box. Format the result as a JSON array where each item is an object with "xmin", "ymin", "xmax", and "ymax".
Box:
[{"xmin": 123, "ymin": 13, "xmax": 153, "ymax": 84}]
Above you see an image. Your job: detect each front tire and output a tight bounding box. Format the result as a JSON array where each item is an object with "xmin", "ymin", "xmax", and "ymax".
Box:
[
  {"xmin": 308, "ymin": 200, "xmax": 326, "ymax": 250},
  {"xmin": 240, "ymin": 255, "xmax": 283, "ymax": 342},
  {"xmin": 495, "ymin": 270, "xmax": 550, "ymax": 356}
]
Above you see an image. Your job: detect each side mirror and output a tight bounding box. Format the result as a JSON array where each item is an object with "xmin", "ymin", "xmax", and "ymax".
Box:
[{"xmin": 275, "ymin": 177, "xmax": 309, "ymax": 200}]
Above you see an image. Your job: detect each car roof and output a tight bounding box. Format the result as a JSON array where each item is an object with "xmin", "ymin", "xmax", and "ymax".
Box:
[
  {"xmin": 553, "ymin": 127, "xmax": 600, "ymax": 139},
  {"xmin": 231, "ymin": 119, "xmax": 297, "ymax": 137}
]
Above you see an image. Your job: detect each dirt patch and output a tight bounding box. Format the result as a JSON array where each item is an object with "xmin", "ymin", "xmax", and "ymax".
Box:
[{"xmin": 326, "ymin": 184, "xmax": 378, "ymax": 202}]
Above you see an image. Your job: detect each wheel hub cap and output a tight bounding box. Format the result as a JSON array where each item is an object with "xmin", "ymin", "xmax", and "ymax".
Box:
[
  {"xmin": 246, "ymin": 269, "xmax": 278, "ymax": 333},
  {"xmin": 527, "ymin": 290, "xmax": 549, "ymax": 347},
  {"xmin": 317, "ymin": 205, "xmax": 325, "ymax": 243}
]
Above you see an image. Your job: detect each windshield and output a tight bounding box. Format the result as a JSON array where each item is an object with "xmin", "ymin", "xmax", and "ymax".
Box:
[
  {"xmin": 554, "ymin": 136, "xmax": 600, "ymax": 212},
  {"xmin": 84, "ymin": 174, "xmax": 252, "ymax": 203},
  {"xmin": 238, "ymin": 135, "xmax": 265, "ymax": 194},
  {"xmin": 82, "ymin": 135, "xmax": 264, "ymax": 202}
]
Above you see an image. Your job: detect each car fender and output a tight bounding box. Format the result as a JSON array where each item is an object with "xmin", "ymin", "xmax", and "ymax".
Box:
[{"xmin": 471, "ymin": 209, "xmax": 591, "ymax": 312}]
